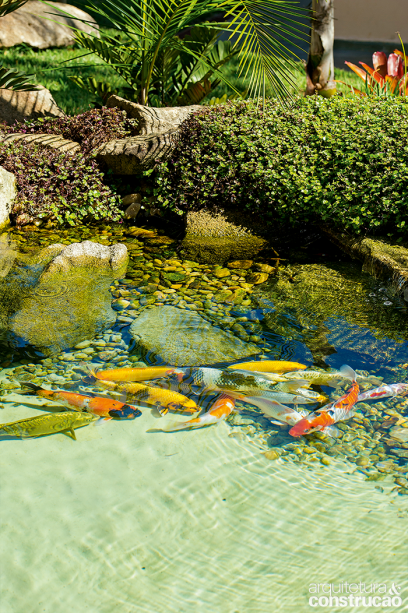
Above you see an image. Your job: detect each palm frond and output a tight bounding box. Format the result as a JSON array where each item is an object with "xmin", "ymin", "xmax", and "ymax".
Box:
[
  {"xmin": 0, "ymin": 65, "xmax": 39, "ymax": 91},
  {"xmin": 0, "ymin": 0, "xmax": 27, "ymax": 17}
]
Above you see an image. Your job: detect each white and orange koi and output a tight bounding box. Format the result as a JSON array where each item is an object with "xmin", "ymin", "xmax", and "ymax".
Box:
[
  {"xmin": 289, "ymin": 365, "xmax": 359, "ymax": 437},
  {"xmin": 357, "ymin": 383, "xmax": 408, "ymax": 402},
  {"xmin": 159, "ymin": 394, "xmax": 235, "ymax": 432}
]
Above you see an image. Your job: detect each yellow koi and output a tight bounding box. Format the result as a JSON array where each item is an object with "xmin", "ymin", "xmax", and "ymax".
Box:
[
  {"xmin": 90, "ymin": 366, "xmax": 176, "ymax": 382},
  {"xmin": 94, "ymin": 379, "xmax": 198, "ymax": 415},
  {"xmin": 0, "ymin": 411, "xmax": 97, "ymax": 440},
  {"xmin": 227, "ymin": 360, "xmax": 306, "ymax": 374}
]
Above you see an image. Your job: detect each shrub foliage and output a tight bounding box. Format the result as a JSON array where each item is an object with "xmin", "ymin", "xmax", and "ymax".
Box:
[
  {"xmin": 153, "ymin": 96, "xmax": 408, "ymax": 235},
  {"xmin": 0, "ymin": 141, "xmax": 122, "ymax": 226}
]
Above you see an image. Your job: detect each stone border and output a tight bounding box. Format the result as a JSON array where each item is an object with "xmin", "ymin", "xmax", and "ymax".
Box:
[{"xmin": 323, "ymin": 227, "xmax": 408, "ymax": 300}]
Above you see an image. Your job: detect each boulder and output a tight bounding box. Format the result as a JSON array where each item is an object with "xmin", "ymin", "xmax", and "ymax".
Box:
[
  {"xmin": 0, "ymin": 166, "xmax": 16, "ymax": 229},
  {"xmin": 181, "ymin": 209, "xmax": 267, "ymax": 264},
  {"xmin": 9, "ymin": 241, "xmax": 128, "ymax": 355},
  {"xmin": 106, "ymin": 95, "xmax": 201, "ymax": 135},
  {"xmin": 0, "ymin": 133, "xmax": 80, "ymax": 154},
  {"xmin": 94, "ymin": 132, "xmax": 178, "ymax": 174},
  {"xmin": 0, "ymin": 86, "xmax": 64, "ymax": 124},
  {"xmin": 0, "ymin": 1, "xmax": 99, "ymax": 49},
  {"xmin": 129, "ymin": 305, "xmax": 260, "ymax": 366}
]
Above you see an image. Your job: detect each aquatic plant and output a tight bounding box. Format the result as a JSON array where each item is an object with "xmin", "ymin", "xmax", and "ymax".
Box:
[
  {"xmin": 342, "ymin": 49, "xmax": 408, "ymax": 96},
  {"xmin": 0, "ymin": 140, "xmax": 122, "ymax": 226},
  {"xmin": 3, "ymin": 107, "xmax": 139, "ymax": 156},
  {"xmin": 151, "ymin": 96, "xmax": 408, "ymax": 235}
]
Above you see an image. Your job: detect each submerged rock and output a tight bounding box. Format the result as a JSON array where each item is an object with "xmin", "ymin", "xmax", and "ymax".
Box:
[
  {"xmin": 9, "ymin": 241, "xmax": 128, "ymax": 355},
  {"xmin": 181, "ymin": 210, "xmax": 266, "ymax": 265},
  {"xmin": 129, "ymin": 305, "xmax": 260, "ymax": 366}
]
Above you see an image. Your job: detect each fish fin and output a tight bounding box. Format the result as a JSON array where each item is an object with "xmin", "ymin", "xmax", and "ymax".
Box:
[
  {"xmin": 321, "ymin": 425, "xmax": 341, "ymax": 438},
  {"xmin": 95, "ymin": 417, "xmax": 112, "ymax": 427},
  {"xmin": 268, "ymin": 419, "xmax": 289, "ymax": 425},
  {"xmin": 339, "ymin": 364, "xmax": 357, "ymax": 382},
  {"xmin": 18, "ymin": 381, "xmax": 44, "ymax": 395},
  {"xmin": 299, "ymin": 408, "xmax": 311, "ymax": 417},
  {"xmin": 61, "ymin": 428, "xmax": 77, "ymax": 440},
  {"xmin": 279, "ymin": 380, "xmax": 309, "ymax": 393}
]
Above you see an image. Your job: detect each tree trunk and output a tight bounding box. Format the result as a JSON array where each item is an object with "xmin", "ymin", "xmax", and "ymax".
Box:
[{"xmin": 305, "ymin": 0, "xmax": 336, "ymax": 97}]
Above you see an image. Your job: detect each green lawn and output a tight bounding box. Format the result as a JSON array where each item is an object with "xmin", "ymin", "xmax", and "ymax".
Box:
[{"xmin": 2, "ymin": 40, "xmax": 364, "ymax": 115}]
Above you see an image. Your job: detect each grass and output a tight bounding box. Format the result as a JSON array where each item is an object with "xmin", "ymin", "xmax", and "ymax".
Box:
[{"xmin": 1, "ymin": 38, "xmax": 365, "ymax": 115}]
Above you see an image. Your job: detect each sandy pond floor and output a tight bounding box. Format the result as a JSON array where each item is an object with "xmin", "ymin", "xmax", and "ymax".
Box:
[{"xmin": 1, "ymin": 392, "xmax": 407, "ymax": 613}]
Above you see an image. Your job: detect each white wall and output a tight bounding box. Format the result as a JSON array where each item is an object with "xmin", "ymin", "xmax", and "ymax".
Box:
[{"xmin": 335, "ymin": 0, "xmax": 408, "ymax": 43}]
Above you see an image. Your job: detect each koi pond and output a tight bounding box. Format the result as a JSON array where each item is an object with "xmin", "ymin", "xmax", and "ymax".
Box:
[{"xmin": 0, "ymin": 223, "xmax": 407, "ymax": 613}]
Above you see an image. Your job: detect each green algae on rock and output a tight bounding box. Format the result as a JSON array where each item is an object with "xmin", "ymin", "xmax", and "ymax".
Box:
[
  {"xmin": 181, "ymin": 210, "xmax": 266, "ymax": 265},
  {"xmin": 129, "ymin": 305, "xmax": 260, "ymax": 366},
  {"xmin": 9, "ymin": 241, "xmax": 128, "ymax": 355}
]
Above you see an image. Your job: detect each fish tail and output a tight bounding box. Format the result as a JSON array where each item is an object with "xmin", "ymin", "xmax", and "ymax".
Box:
[
  {"xmin": 164, "ymin": 418, "xmax": 202, "ymax": 432},
  {"xmin": 19, "ymin": 381, "xmax": 45, "ymax": 395},
  {"xmin": 339, "ymin": 364, "xmax": 357, "ymax": 382}
]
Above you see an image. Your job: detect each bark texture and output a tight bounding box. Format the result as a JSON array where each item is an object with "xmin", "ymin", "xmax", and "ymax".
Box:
[{"xmin": 305, "ymin": 0, "xmax": 336, "ymax": 97}]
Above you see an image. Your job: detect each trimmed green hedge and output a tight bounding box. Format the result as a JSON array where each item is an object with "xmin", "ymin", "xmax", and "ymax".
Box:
[{"xmin": 153, "ymin": 96, "xmax": 408, "ymax": 235}]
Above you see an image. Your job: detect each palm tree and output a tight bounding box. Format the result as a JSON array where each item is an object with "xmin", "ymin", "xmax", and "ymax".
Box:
[
  {"xmin": 64, "ymin": 0, "xmax": 308, "ymax": 106},
  {"xmin": 305, "ymin": 0, "xmax": 336, "ymax": 97}
]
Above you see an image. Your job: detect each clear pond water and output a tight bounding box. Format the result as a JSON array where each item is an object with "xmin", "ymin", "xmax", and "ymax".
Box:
[{"xmin": 0, "ymin": 225, "xmax": 407, "ymax": 613}]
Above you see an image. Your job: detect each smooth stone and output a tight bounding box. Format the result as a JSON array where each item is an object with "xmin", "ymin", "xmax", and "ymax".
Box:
[
  {"xmin": 247, "ymin": 272, "xmax": 269, "ymax": 284},
  {"xmin": 129, "ymin": 305, "xmax": 260, "ymax": 366},
  {"xmin": 227, "ymin": 260, "xmax": 253, "ymax": 269},
  {"xmin": 74, "ymin": 340, "xmax": 92, "ymax": 349},
  {"xmin": 255, "ymin": 263, "xmax": 275, "ymax": 273}
]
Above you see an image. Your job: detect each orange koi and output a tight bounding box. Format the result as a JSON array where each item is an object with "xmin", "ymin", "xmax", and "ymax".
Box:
[
  {"xmin": 160, "ymin": 394, "xmax": 235, "ymax": 431},
  {"xmin": 227, "ymin": 360, "xmax": 306, "ymax": 374},
  {"xmin": 90, "ymin": 365, "xmax": 176, "ymax": 382},
  {"xmin": 20, "ymin": 382, "xmax": 142, "ymax": 419},
  {"xmin": 289, "ymin": 365, "xmax": 359, "ymax": 438},
  {"xmin": 92, "ymin": 379, "xmax": 198, "ymax": 415}
]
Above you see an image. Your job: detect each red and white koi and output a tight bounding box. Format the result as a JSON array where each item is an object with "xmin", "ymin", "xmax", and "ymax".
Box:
[
  {"xmin": 357, "ymin": 383, "xmax": 408, "ymax": 402},
  {"xmin": 289, "ymin": 365, "xmax": 359, "ymax": 438},
  {"xmin": 159, "ymin": 394, "xmax": 235, "ymax": 432}
]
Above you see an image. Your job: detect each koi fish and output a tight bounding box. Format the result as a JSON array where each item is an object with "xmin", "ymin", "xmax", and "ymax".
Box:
[
  {"xmin": 289, "ymin": 365, "xmax": 359, "ymax": 437},
  {"xmin": 282, "ymin": 369, "xmax": 357, "ymax": 387},
  {"xmin": 226, "ymin": 360, "xmax": 306, "ymax": 373},
  {"xmin": 173, "ymin": 367, "xmax": 281, "ymax": 394},
  {"xmin": 236, "ymin": 395, "xmax": 306, "ymax": 426},
  {"xmin": 159, "ymin": 394, "xmax": 235, "ymax": 432},
  {"xmin": 228, "ymin": 389, "xmax": 319, "ymax": 405},
  {"xmin": 0, "ymin": 411, "xmax": 97, "ymax": 440},
  {"xmin": 357, "ymin": 383, "xmax": 408, "ymax": 402},
  {"xmin": 20, "ymin": 382, "xmax": 142, "ymax": 419},
  {"xmin": 88, "ymin": 365, "xmax": 176, "ymax": 382},
  {"xmin": 92, "ymin": 379, "xmax": 198, "ymax": 415}
]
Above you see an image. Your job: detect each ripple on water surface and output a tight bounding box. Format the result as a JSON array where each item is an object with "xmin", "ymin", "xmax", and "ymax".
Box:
[{"xmin": 0, "ymin": 230, "xmax": 408, "ymax": 612}]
